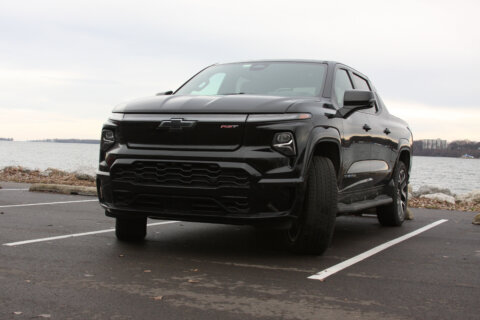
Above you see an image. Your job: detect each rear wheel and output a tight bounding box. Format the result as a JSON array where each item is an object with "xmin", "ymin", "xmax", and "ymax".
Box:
[
  {"xmin": 115, "ymin": 217, "xmax": 147, "ymax": 241},
  {"xmin": 377, "ymin": 161, "xmax": 408, "ymax": 226},
  {"xmin": 284, "ymin": 156, "xmax": 338, "ymax": 255}
]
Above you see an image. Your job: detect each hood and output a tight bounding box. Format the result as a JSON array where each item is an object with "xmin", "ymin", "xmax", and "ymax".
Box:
[{"xmin": 113, "ymin": 94, "xmax": 315, "ymax": 114}]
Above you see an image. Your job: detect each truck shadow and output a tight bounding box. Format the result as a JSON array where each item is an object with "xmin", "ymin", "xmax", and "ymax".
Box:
[{"xmin": 111, "ymin": 214, "xmax": 414, "ymax": 269}]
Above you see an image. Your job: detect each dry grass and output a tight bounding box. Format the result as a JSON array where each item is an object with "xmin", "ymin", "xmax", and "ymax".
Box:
[
  {"xmin": 0, "ymin": 166, "xmax": 95, "ymax": 187},
  {"xmin": 408, "ymin": 197, "xmax": 480, "ymax": 212}
]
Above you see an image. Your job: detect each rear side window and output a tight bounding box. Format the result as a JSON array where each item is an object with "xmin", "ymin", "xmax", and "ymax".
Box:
[
  {"xmin": 352, "ymin": 74, "xmax": 371, "ymax": 91},
  {"xmin": 334, "ymin": 69, "xmax": 353, "ymax": 106}
]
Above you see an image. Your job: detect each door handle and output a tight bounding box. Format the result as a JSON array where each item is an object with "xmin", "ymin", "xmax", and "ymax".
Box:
[
  {"xmin": 384, "ymin": 128, "xmax": 391, "ymax": 135},
  {"xmin": 363, "ymin": 124, "xmax": 371, "ymax": 132}
]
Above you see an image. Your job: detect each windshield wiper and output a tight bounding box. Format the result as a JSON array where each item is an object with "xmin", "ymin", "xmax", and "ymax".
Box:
[{"xmin": 220, "ymin": 92, "xmax": 246, "ymax": 95}]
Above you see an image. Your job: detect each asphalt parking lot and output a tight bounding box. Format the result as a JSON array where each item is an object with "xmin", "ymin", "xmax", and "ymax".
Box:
[{"xmin": 1, "ymin": 181, "xmax": 479, "ymax": 320}]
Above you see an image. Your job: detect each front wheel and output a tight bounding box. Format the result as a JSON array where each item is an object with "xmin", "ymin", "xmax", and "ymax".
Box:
[
  {"xmin": 115, "ymin": 217, "xmax": 147, "ymax": 241},
  {"xmin": 377, "ymin": 161, "xmax": 408, "ymax": 226},
  {"xmin": 284, "ymin": 156, "xmax": 338, "ymax": 255}
]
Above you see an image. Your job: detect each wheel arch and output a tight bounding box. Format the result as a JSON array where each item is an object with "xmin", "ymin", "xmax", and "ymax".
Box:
[
  {"xmin": 312, "ymin": 141, "xmax": 341, "ymax": 177},
  {"xmin": 303, "ymin": 127, "xmax": 342, "ymax": 179},
  {"xmin": 396, "ymin": 138, "xmax": 413, "ymax": 174},
  {"xmin": 398, "ymin": 148, "xmax": 411, "ymax": 172}
]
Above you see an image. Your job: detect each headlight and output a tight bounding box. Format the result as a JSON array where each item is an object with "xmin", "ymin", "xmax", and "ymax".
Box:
[
  {"xmin": 247, "ymin": 113, "xmax": 311, "ymax": 122},
  {"xmin": 273, "ymin": 132, "xmax": 296, "ymax": 156},
  {"xmin": 101, "ymin": 129, "xmax": 115, "ymax": 151},
  {"xmin": 109, "ymin": 113, "xmax": 124, "ymax": 121}
]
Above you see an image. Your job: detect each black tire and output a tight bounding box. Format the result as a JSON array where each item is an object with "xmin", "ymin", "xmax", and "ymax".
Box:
[
  {"xmin": 377, "ymin": 161, "xmax": 408, "ymax": 226},
  {"xmin": 284, "ymin": 156, "xmax": 338, "ymax": 255},
  {"xmin": 115, "ymin": 217, "xmax": 147, "ymax": 241}
]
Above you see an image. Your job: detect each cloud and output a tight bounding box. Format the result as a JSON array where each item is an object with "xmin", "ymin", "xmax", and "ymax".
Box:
[
  {"xmin": 0, "ymin": 108, "xmax": 104, "ymax": 140},
  {"xmin": 386, "ymin": 99, "xmax": 480, "ymax": 141},
  {"xmin": 0, "ymin": 0, "xmax": 479, "ymax": 140}
]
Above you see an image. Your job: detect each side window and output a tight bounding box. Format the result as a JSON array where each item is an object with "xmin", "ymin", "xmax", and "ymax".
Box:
[
  {"xmin": 334, "ymin": 69, "xmax": 353, "ymax": 106},
  {"xmin": 352, "ymin": 73, "xmax": 378, "ymax": 114},
  {"xmin": 352, "ymin": 74, "xmax": 371, "ymax": 91}
]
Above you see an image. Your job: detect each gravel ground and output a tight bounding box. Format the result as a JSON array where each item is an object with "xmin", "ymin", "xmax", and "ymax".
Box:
[{"xmin": 408, "ymin": 197, "xmax": 480, "ymax": 212}]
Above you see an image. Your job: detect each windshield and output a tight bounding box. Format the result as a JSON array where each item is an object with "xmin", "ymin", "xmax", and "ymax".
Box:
[{"xmin": 175, "ymin": 62, "xmax": 327, "ymax": 97}]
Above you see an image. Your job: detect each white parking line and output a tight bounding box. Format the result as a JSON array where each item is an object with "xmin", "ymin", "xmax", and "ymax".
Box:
[
  {"xmin": 308, "ymin": 219, "xmax": 449, "ymax": 281},
  {"xmin": 0, "ymin": 199, "xmax": 98, "ymax": 208},
  {"xmin": 3, "ymin": 221, "xmax": 178, "ymax": 246},
  {"xmin": 0, "ymin": 188, "xmax": 29, "ymax": 191}
]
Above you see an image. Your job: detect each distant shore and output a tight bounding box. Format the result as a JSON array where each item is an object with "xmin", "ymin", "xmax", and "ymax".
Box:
[
  {"xmin": 1, "ymin": 166, "xmax": 479, "ymax": 213},
  {"xmin": 2, "ymin": 139, "xmax": 479, "ymax": 158},
  {"xmin": 413, "ymin": 140, "xmax": 480, "ymax": 158}
]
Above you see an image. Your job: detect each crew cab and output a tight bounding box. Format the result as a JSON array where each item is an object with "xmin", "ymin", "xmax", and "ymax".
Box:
[{"xmin": 97, "ymin": 60, "xmax": 412, "ymax": 255}]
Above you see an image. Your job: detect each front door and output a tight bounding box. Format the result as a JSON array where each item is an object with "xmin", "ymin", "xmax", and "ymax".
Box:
[{"xmin": 333, "ymin": 68, "xmax": 375, "ymax": 193}]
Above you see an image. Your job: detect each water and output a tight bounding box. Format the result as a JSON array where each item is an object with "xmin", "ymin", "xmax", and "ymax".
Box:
[
  {"xmin": 1, "ymin": 141, "xmax": 479, "ymax": 195},
  {"xmin": 409, "ymin": 156, "xmax": 479, "ymax": 195},
  {"xmin": 0, "ymin": 141, "xmax": 99, "ymax": 175}
]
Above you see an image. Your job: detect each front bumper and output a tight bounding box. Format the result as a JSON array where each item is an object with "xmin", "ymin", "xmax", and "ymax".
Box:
[{"xmin": 97, "ymin": 157, "xmax": 305, "ymax": 226}]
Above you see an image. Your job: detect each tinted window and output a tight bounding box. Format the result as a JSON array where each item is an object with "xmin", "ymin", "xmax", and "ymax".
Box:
[
  {"xmin": 354, "ymin": 75, "xmax": 379, "ymax": 114},
  {"xmin": 176, "ymin": 62, "xmax": 327, "ymax": 97},
  {"xmin": 334, "ymin": 69, "xmax": 353, "ymax": 106},
  {"xmin": 352, "ymin": 74, "xmax": 371, "ymax": 91},
  {"xmin": 190, "ymin": 73, "xmax": 226, "ymax": 95}
]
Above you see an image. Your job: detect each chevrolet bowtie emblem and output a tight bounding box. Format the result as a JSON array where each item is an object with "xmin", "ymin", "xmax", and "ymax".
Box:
[{"xmin": 157, "ymin": 118, "xmax": 197, "ymax": 131}]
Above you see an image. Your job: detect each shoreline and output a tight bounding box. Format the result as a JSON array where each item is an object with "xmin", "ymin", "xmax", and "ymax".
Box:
[
  {"xmin": 0, "ymin": 166, "xmax": 95, "ymax": 187},
  {"xmin": 1, "ymin": 166, "xmax": 479, "ymax": 213}
]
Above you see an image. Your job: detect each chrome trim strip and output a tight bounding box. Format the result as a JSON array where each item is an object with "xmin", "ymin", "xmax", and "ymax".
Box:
[
  {"xmin": 340, "ymin": 178, "xmax": 373, "ymax": 192},
  {"xmin": 347, "ymin": 160, "xmax": 389, "ymax": 174},
  {"xmin": 123, "ymin": 114, "xmax": 247, "ymax": 122},
  {"xmin": 247, "ymin": 113, "xmax": 311, "ymax": 122}
]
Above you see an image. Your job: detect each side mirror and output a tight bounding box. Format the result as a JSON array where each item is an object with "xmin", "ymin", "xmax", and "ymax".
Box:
[
  {"xmin": 337, "ymin": 90, "xmax": 375, "ymax": 118},
  {"xmin": 156, "ymin": 90, "xmax": 173, "ymax": 96}
]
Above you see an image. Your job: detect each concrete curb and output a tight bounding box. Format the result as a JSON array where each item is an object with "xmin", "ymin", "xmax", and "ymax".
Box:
[{"xmin": 29, "ymin": 184, "xmax": 97, "ymax": 196}]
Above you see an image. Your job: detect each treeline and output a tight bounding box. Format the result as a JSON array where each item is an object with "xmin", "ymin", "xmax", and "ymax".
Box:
[
  {"xmin": 413, "ymin": 140, "xmax": 480, "ymax": 158},
  {"xmin": 0, "ymin": 137, "xmax": 14, "ymax": 141},
  {"xmin": 29, "ymin": 139, "xmax": 100, "ymax": 144}
]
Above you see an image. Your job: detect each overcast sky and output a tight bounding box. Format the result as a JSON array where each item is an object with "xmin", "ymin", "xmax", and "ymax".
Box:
[{"xmin": 1, "ymin": 0, "xmax": 479, "ymax": 141}]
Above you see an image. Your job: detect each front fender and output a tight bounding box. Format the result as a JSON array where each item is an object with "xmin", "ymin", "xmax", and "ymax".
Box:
[{"xmin": 300, "ymin": 126, "xmax": 342, "ymax": 178}]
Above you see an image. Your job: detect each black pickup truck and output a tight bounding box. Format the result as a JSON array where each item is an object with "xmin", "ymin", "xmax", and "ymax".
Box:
[{"xmin": 97, "ymin": 60, "xmax": 412, "ymax": 255}]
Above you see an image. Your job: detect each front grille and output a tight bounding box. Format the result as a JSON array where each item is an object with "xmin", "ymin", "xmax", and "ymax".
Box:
[
  {"xmin": 111, "ymin": 161, "xmax": 250, "ymax": 188},
  {"xmin": 113, "ymin": 191, "xmax": 250, "ymax": 214}
]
